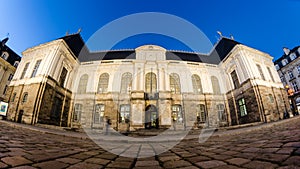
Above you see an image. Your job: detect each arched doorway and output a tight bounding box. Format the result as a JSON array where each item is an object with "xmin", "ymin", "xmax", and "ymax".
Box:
[{"xmin": 145, "ymin": 105, "xmax": 159, "ymax": 129}]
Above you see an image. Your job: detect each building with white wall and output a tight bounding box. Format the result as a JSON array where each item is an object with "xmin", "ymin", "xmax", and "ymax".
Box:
[{"xmin": 5, "ymin": 33, "xmax": 290, "ymax": 131}]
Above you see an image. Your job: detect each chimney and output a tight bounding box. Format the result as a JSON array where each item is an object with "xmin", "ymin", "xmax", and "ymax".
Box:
[{"xmin": 283, "ymin": 47, "xmax": 290, "ymax": 55}]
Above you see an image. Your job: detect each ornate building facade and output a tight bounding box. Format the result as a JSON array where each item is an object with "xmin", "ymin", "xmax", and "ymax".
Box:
[
  {"xmin": 5, "ymin": 33, "xmax": 291, "ymax": 131},
  {"xmin": 274, "ymin": 46, "xmax": 300, "ymax": 116}
]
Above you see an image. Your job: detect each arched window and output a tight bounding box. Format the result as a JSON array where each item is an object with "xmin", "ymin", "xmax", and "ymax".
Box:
[
  {"xmin": 217, "ymin": 104, "xmax": 226, "ymax": 121},
  {"xmin": 98, "ymin": 73, "xmax": 109, "ymax": 93},
  {"xmin": 120, "ymin": 72, "xmax": 132, "ymax": 93},
  {"xmin": 77, "ymin": 74, "xmax": 88, "ymax": 94},
  {"xmin": 211, "ymin": 76, "xmax": 221, "ymax": 94},
  {"xmin": 145, "ymin": 72, "xmax": 157, "ymax": 93},
  {"xmin": 170, "ymin": 73, "xmax": 181, "ymax": 94},
  {"xmin": 192, "ymin": 74, "xmax": 202, "ymax": 94},
  {"xmin": 22, "ymin": 92, "xmax": 28, "ymax": 103},
  {"xmin": 196, "ymin": 104, "xmax": 206, "ymax": 123}
]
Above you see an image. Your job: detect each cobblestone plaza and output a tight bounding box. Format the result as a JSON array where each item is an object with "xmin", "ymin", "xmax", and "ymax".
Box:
[{"xmin": 0, "ymin": 116, "xmax": 299, "ymax": 168}]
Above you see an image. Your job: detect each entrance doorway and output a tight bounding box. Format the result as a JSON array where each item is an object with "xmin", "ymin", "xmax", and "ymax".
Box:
[
  {"xmin": 145, "ymin": 105, "xmax": 159, "ymax": 129},
  {"xmin": 17, "ymin": 110, "xmax": 23, "ymax": 123}
]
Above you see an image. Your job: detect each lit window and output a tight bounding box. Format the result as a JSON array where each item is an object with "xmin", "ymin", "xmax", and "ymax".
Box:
[
  {"xmin": 98, "ymin": 73, "xmax": 109, "ymax": 93},
  {"xmin": 31, "ymin": 60, "xmax": 42, "ymax": 78},
  {"xmin": 172, "ymin": 105, "xmax": 183, "ymax": 124},
  {"xmin": 192, "ymin": 74, "xmax": 202, "ymax": 94},
  {"xmin": 196, "ymin": 104, "xmax": 206, "ymax": 123},
  {"xmin": 120, "ymin": 104, "xmax": 130, "ymax": 123},
  {"xmin": 73, "ymin": 104, "xmax": 82, "ymax": 122},
  {"xmin": 238, "ymin": 98, "xmax": 247, "ymax": 117},
  {"xmin": 170, "ymin": 73, "xmax": 181, "ymax": 94},
  {"xmin": 94, "ymin": 104, "xmax": 105, "ymax": 124}
]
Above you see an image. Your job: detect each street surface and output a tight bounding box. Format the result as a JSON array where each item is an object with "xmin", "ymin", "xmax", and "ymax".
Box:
[{"xmin": 0, "ymin": 116, "xmax": 299, "ymax": 169}]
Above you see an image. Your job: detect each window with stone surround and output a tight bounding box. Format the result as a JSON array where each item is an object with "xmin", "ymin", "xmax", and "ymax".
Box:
[
  {"xmin": 77, "ymin": 74, "xmax": 88, "ymax": 94},
  {"xmin": 22, "ymin": 92, "xmax": 28, "ymax": 103},
  {"xmin": 170, "ymin": 73, "xmax": 181, "ymax": 94},
  {"xmin": 230, "ymin": 70, "xmax": 240, "ymax": 89},
  {"xmin": 94, "ymin": 104, "xmax": 105, "ymax": 124},
  {"xmin": 98, "ymin": 73, "xmax": 109, "ymax": 93},
  {"xmin": 297, "ymin": 65, "xmax": 300, "ymax": 74},
  {"xmin": 291, "ymin": 81, "xmax": 299, "ymax": 92},
  {"xmin": 73, "ymin": 104, "xmax": 82, "ymax": 122},
  {"xmin": 20, "ymin": 62, "xmax": 30, "ymax": 79},
  {"xmin": 59, "ymin": 67, "xmax": 68, "ymax": 87},
  {"xmin": 192, "ymin": 74, "xmax": 203, "ymax": 94},
  {"xmin": 267, "ymin": 67, "xmax": 275, "ymax": 82},
  {"xmin": 288, "ymin": 71, "xmax": 294, "ymax": 79},
  {"xmin": 211, "ymin": 76, "xmax": 221, "ymax": 94},
  {"xmin": 290, "ymin": 53, "xmax": 297, "ymax": 61},
  {"xmin": 238, "ymin": 98, "xmax": 247, "ymax": 117},
  {"xmin": 11, "ymin": 92, "xmax": 16, "ymax": 102},
  {"xmin": 268, "ymin": 94, "xmax": 274, "ymax": 103},
  {"xmin": 30, "ymin": 60, "xmax": 42, "ymax": 78},
  {"xmin": 8, "ymin": 74, "xmax": 13, "ymax": 81},
  {"xmin": 172, "ymin": 105, "xmax": 183, "ymax": 124},
  {"xmin": 120, "ymin": 72, "xmax": 132, "ymax": 93},
  {"xmin": 217, "ymin": 104, "xmax": 226, "ymax": 121},
  {"xmin": 196, "ymin": 104, "xmax": 206, "ymax": 123},
  {"xmin": 120, "ymin": 104, "xmax": 130, "ymax": 123},
  {"xmin": 282, "ymin": 59, "xmax": 288, "ymax": 66},
  {"xmin": 145, "ymin": 72, "xmax": 157, "ymax": 93},
  {"xmin": 256, "ymin": 64, "xmax": 265, "ymax": 80}
]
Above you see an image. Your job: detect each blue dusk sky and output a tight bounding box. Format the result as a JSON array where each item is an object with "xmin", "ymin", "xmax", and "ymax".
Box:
[{"xmin": 1, "ymin": 0, "xmax": 299, "ymax": 60}]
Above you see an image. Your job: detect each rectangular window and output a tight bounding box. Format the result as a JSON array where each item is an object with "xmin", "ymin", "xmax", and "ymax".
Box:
[
  {"xmin": 230, "ymin": 70, "xmax": 240, "ymax": 89},
  {"xmin": 94, "ymin": 104, "xmax": 105, "ymax": 124},
  {"xmin": 267, "ymin": 67, "xmax": 275, "ymax": 82},
  {"xmin": 11, "ymin": 93, "xmax": 16, "ymax": 102},
  {"xmin": 8, "ymin": 74, "xmax": 13, "ymax": 81},
  {"xmin": 20, "ymin": 62, "xmax": 30, "ymax": 79},
  {"xmin": 217, "ymin": 104, "xmax": 226, "ymax": 121},
  {"xmin": 256, "ymin": 64, "xmax": 265, "ymax": 80},
  {"xmin": 238, "ymin": 98, "xmax": 247, "ymax": 117},
  {"xmin": 31, "ymin": 60, "xmax": 42, "ymax": 78},
  {"xmin": 172, "ymin": 105, "xmax": 183, "ymax": 124},
  {"xmin": 288, "ymin": 71, "xmax": 294, "ymax": 79},
  {"xmin": 73, "ymin": 104, "xmax": 82, "ymax": 122},
  {"xmin": 297, "ymin": 65, "xmax": 300, "ymax": 74},
  {"xmin": 3, "ymin": 85, "xmax": 7, "ymax": 95},
  {"xmin": 197, "ymin": 104, "xmax": 206, "ymax": 123},
  {"xmin": 291, "ymin": 81, "xmax": 299, "ymax": 92},
  {"xmin": 59, "ymin": 67, "xmax": 68, "ymax": 87},
  {"xmin": 120, "ymin": 104, "xmax": 130, "ymax": 123}
]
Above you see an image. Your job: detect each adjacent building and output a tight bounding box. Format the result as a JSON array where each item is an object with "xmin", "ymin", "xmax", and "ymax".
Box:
[
  {"xmin": 274, "ymin": 46, "xmax": 300, "ymax": 115},
  {"xmin": 0, "ymin": 38, "xmax": 21, "ymax": 101},
  {"xmin": 5, "ymin": 33, "xmax": 291, "ymax": 131}
]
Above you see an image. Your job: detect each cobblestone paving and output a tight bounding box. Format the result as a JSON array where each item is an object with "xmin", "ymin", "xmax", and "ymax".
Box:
[{"xmin": 0, "ymin": 117, "xmax": 299, "ymax": 169}]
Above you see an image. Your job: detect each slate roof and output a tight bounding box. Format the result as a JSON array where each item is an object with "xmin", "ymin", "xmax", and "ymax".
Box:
[
  {"xmin": 0, "ymin": 45, "xmax": 21, "ymax": 66},
  {"xmin": 60, "ymin": 33, "xmax": 241, "ymax": 64},
  {"xmin": 274, "ymin": 46, "xmax": 300, "ymax": 69}
]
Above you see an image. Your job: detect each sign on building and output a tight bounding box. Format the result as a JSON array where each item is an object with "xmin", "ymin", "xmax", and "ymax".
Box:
[{"xmin": 0, "ymin": 102, "xmax": 8, "ymax": 116}]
